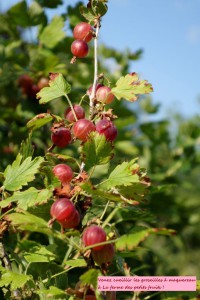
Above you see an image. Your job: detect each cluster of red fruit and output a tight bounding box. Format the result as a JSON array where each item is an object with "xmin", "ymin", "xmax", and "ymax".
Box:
[
  {"xmin": 71, "ymin": 22, "xmax": 94, "ymax": 59},
  {"xmin": 50, "ymin": 164, "xmax": 115, "ymax": 265},
  {"xmin": 18, "ymin": 75, "xmax": 49, "ymax": 99},
  {"xmin": 51, "ymin": 93, "xmax": 117, "ymax": 148}
]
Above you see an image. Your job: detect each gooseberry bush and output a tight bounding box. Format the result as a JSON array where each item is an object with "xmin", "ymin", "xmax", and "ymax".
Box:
[{"xmin": 0, "ymin": 1, "xmax": 176, "ymax": 299}]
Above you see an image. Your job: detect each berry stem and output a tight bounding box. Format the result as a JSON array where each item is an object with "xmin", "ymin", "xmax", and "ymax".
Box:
[
  {"xmin": 89, "ymin": 19, "xmax": 100, "ymax": 119},
  {"xmin": 64, "ymin": 94, "xmax": 78, "ymax": 122}
]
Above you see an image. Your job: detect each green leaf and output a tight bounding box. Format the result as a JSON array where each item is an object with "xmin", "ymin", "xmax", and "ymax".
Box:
[
  {"xmin": 37, "ymin": 73, "xmax": 71, "ymax": 104},
  {"xmin": 24, "ymin": 246, "xmax": 56, "ymax": 263},
  {"xmin": 8, "ymin": 1, "xmax": 30, "ymax": 27},
  {"xmin": 80, "ymin": 269, "xmax": 101, "ymax": 289},
  {"xmin": 64, "ymin": 259, "xmax": 87, "ymax": 268},
  {"xmin": 3, "ymin": 154, "xmax": 44, "ymax": 191},
  {"xmin": 92, "ymin": 0, "xmax": 108, "ymax": 17},
  {"xmin": 81, "ymin": 182, "xmax": 138, "ymax": 205},
  {"xmin": 19, "ymin": 134, "xmax": 34, "ymax": 161},
  {"xmin": 35, "ymin": 286, "xmax": 66, "ymax": 299},
  {"xmin": 39, "ymin": 16, "xmax": 66, "ymax": 48},
  {"xmin": 116, "ymin": 228, "xmax": 175, "ymax": 251},
  {"xmin": 81, "ymin": 132, "xmax": 114, "ymax": 169},
  {"xmin": 6, "ymin": 212, "xmax": 51, "ymax": 235},
  {"xmin": 98, "ymin": 158, "xmax": 140, "ymax": 190},
  {"xmin": 80, "ymin": 6, "xmax": 96, "ymax": 23},
  {"xmin": 27, "ymin": 113, "xmax": 62, "ymax": 131},
  {"xmin": 0, "ymin": 187, "xmax": 53, "ymax": 210},
  {"xmin": 111, "ymin": 73, "xmax": 153, "ymax": 102},
  {"xmin": 28, "ymin": 1, "xmax": 46, "ymax": 26},
  {"xmin": 0, "ymin": 268, "xmax": 32, "ymax": 290},
  {"xmin": 116, "ymin": 229, "xmax": 150, "ymax": 251}
]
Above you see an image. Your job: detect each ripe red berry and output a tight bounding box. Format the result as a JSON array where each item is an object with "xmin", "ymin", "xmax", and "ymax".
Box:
[
  {"xmin": 64, "ymin": 104, "xmax": 85, "ymax": 123},
  {"xmin": 73, "ymin": 22, "xmax": 93, "ymax": 43},
  {"xmin": 87, "ymin": 83, "xmax": 103, "ymax": 96},
  {"xmin": 50, "ymin": 198, "xmax": 76, "ymax": 222},
  {"xmin": 18, "ymin": 74, "xmax": 33, "ymax": 91},
  {"xmin": 96, "ymin": 119, "xmax": 117, "ymax": 142},
  {"xmin": 71, "ymin": 40, "xmax": 89, "ymax": 58},
  {"xmin": 61, "ymin": 209, "xmax": 80, "ymax": 228},
  {"xmin": 51, "ymin": 127, "xmax": 72, "ymax": 148},
  {"xmin": 91, "ymin": 243, "xmax": 115, "ymax": 265},
  {"xmin": 73, "ymin": 119, "xmax": 96, "ymax": 142},
  {"xmin": 82, "ymin": 225, "xmax": 106, "ymax": 251},
  {"xmin": 53, "ymin": 164, "xmax": 73, "ymax": 185},
  {"xmin": 96, "ymin": 86, "xmax": 114, "ymax": 104}
]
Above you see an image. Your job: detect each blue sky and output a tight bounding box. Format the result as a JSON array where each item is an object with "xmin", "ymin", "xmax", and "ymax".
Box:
[{"xmin": 2, "ymin": 0, "xmax": 200, "ymax": 119}]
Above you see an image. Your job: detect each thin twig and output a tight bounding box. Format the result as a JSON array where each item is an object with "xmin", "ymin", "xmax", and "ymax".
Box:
[{"xmin": 89, "ymin": 19, "xmax": 100, "ymax": 119}]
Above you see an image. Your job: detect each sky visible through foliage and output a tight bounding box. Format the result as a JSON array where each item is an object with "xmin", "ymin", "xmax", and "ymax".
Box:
[{"xmin": 1, "ymin": 0, "xmax": 200, "ymax": 120}]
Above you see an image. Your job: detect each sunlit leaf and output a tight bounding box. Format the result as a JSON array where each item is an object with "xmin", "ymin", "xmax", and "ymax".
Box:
[
  {"xmin": 37, "ymin": 73, "xmax": 71, "ymax": 104},
  {"xmin": 112, "ymin": 73, "xmax": 153, "ymax": 101},
  {"xmin": 81, "ymin": 132, "xmax": 114, "ymax": 169},
  {"xmin": 39, "ymin": 16, "xmax": 65, "ymax": 48},
  {"xmin": 3, "ymin": 154, "xmax": 44, "ymax": 191}
]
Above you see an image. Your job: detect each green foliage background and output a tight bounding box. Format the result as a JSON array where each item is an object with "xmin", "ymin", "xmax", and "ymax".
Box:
[{"xmin": 0, "ymin": 0, "xmax": 199, "ymax": 299}]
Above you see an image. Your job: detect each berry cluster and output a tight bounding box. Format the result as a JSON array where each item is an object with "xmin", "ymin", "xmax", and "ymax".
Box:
[
  {"xmin": 50, "ymin": 102, "xmax": 117, "ymax": 148},
  {"xmin": 71, "ymin": 22, "xmax": 94, "ymax": 61},
  {"xmin": 18, "ymin": 75, "xmax": 49, "ymax": 99}
]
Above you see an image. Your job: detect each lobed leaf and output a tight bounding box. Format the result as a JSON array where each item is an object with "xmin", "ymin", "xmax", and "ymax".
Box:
[
  {"xmin": 116, "ymin": 229, "xmax": 150, "ymax": 251},
  {"xmin": 81, "ymin": 182, "xmax": 138, "ymax": 205},
  {"xmin": 81, "ymin": 132, "xmax": 114, "ymax": 169},
  {"xmin": 6, "ymin": 212, "xmax": 51, "ymax": 235},
  {"xmin": 24, "ymin": 246, "xmax": 56, "ymax": 263},
  {"xmin": 98, "ymin": 158, "xmax": 140, "ymax": 190},
  {"xmin": 0, "ymin": 267, "xmax": 32, "ymax": 290},
  {"xmin": 19, "ymin": 134, "xmax": 34, "ymax": 161},
  {"xmin": 37, "ymin": 73, "xmax": 71, "ymax": 104},
  {"xmin": 3, "ymin": 154, "xmax": 44, "ymax": 191},
  {"xmin": 39, "ymin": 16, "xmax": 66, "ymax": 48},
  {"xmin": 27, "ymin": 113, "xmax": 62, "ymax": 131},
  {"xmin": 80, "ymin": 269, "xmax": 101, "ymax": 290},
  {"xmin": 0, "ymin": 187, "xmax": 53, "ymax": 210},
  {"xmin": 116, "ymin": 228, "xmax": 176, "ymax": 251},
  {"xmin": 111, "ymin": 73, "xmax": 153, "ymax": 102}
]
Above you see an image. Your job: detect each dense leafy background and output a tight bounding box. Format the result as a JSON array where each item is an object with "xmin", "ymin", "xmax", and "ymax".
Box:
[{"xmin": 0, "ymin": 1, "xmax": 199, "ymax": 299}]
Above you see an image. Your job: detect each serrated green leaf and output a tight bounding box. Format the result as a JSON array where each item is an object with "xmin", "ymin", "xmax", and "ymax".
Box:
[
  {"xmin": 37, "ymin": 73, "xmax": 71, "ymax": 104},
  {"xmin": 64, "ymin": 259, "xmax": 87, "ymax": 268},
  {"xmin": 39, "ymin": 16, "xmax": 65, "ymax": 48},
  {"xmin": 116, "ymin": 228, "xmax": 175, "ymax": 251},
  {"xmin": 81, "ymin": 132, "xmax": 114, "ymax": 169},
  {"xmin": 92, "ymin": 0, "xmax": 108, "ymax": 17},
  {"xmin": 111, "ymin": 73, "xmax": 153, "ymax": 102},
  {"xmin": 80, "ymin": 6, "xmax": 96, "ymax": 23},
  {"xmin": 0, "ymin": 187, "xmax": 53, "ymax": 210},
  {"xmin": 81, "ymin": 182, "xmax": 138, "ymax": 205},
  {"xmin": 98, "ymin": 158, "xmax": 139, "ymax": 190},
  {"xmin": 24, "ymin": 246, "xmax": 56, "ymax": 263},
  {"xmin": 80, "ymin": 269, "xmax": 101, "ymax": 289},
  {"xmin": 26, "ymin": 113, "xmax": 62, "ymax": 131},
  {"xmin": 6, "ymin": 212, "xmax": 51, "ymax": 235},
  {"xmin": 116, "ymin": 229, "xmax": 150, "ymax": 251},
  {"xmin": 0, "ymin": 268, "xmax": 32, "ymax": 290},
  {"xmin": 3, "ymin": 154, "xmax": 44, "ymax": 191},
  {"xmin": 19, "ymin": 134, "xmax": 34, "ymax": 161}
]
